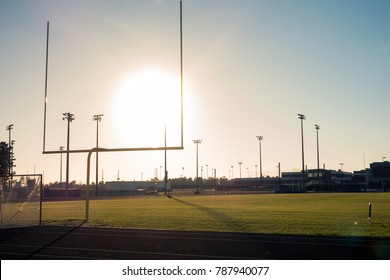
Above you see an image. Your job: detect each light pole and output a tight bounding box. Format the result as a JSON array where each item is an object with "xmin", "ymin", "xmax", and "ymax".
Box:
[
  {"xmin": 256, "ymin": 136, "xmax": 263, "ymax": 179},
  {"xmin": 59, "ymin": 146, "xmax": 64, "ymax": 187},
  {"xmin": 315, "ymin": 124, "xmax": 320, "ymax": 187},
  {"xmin": 164, "ymin": 126, "xmax": 168, "ymax": 195},
  {"xmin": 63, "ymin": 112, "xmax": 74, "ymax": 197},
  {"xmin": 160, "ymin": 166, "xmax": 162, "ymax": 181},
  {"xmin": 298, "ymin": 114, "xmax": 306, "ymax": 192},
  {"xmin": 238, "ymin": 162, "xmax": 243, "ymax": 178},
  {"xmin": 193, "ymin": 139, "xmax": 202, "ymax": 193},
  {"xmin": 206, "ymin": 165, "xmax": 209, "ymax": 178},
  {"xmin": 231, "ymin": 165, "xmax": 234, "ymax": 179},
  {"xmin": 6, "ymin": 124, "xmax": 14, "ymax": 189},
  {"xmin": 93, "ymin": 114, "xmax": 103, "ymax": 197},
  {"xmin": 278, "ymin": 162, "xmax": 281, "ymax": 190}
]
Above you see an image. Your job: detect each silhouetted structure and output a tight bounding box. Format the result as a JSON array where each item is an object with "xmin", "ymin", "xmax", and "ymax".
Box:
[{"xmin": 367, "ymin": 161, "xmax": 390, "ymax": 191}]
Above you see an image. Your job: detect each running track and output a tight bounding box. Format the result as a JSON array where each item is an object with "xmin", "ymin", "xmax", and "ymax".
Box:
[{"xmin": 1, "ymin": 225, "xmax": 389, "ymax": 259}]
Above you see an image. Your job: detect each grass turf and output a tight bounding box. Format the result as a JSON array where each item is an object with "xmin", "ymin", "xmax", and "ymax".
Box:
[{"xmin": 41, "ymin": 193, "xmax": 390, "ymax": 237}]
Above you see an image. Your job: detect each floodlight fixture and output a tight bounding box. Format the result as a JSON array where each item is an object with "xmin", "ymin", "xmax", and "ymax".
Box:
[
  {"xmin": 62, "ymin": 112, "xmax": 75, "ymax": 122},
  {"xmin": 93, "ymin": 114, "xmax": 103, "ymax": 122}
]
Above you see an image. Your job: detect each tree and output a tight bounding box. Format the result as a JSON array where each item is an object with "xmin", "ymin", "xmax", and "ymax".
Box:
[
  {"xmin": 0, "ymin": 142, "xmax": 10, "ymax": 188},
  {"xmin": 0, "ymin": 142, "xmax": 10, "ymax": 177}
]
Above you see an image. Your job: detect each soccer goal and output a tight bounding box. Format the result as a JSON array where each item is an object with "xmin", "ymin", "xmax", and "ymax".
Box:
[{"xmin": 0, "ymin": 174, "xmax": 42, "ymax": 228}]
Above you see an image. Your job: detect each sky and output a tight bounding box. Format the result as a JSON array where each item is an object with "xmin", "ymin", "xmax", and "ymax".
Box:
[{"xmin": 1, "ymin": 0, "xmax": 390, "ymax": 184}]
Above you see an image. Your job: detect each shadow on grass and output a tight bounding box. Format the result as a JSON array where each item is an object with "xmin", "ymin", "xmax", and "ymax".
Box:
[{"xmin": 171, "ymin": 197, "xmax": 247, "ymax": 232}]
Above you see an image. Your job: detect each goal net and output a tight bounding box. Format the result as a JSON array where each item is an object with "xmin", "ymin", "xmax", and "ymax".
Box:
[{"xmin": 0, "ymin": 174, "xmax": 42, "ymax": 228}]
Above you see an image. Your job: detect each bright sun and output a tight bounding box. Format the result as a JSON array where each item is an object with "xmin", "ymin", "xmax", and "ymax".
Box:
[{"xmin": 113, "ymin": 69, "xmax": 181, "ymax": 146}]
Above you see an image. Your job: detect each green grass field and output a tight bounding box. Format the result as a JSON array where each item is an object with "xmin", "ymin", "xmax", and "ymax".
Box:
[{"xmin": 41, "ymin": 193, "xmax": 390, "ymax": 237}]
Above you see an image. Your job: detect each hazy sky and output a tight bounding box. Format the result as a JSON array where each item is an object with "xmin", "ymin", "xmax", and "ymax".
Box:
[{"xmin": 1, "ymin": 0, "xmax": 390, "ymax": 183}]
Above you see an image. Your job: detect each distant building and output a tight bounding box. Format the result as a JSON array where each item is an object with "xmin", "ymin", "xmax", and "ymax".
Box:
[
  {"xmin": 103, "ymin": 181, "xmax": 170, "ymax": 193},
  {"xmin": 367, "ymin": 161, "xmax": 390, "ymax": 191},
  {"xmin": 370, "ymin": 161, "xmax": 390, "ymax": 177},
  {"xmin": 231, "ymin": 177, "xmax": 279, "ymax": 191},
  {"xmin": 352, "ymin": 169, "xmax": 368, "ymax": 191},
  {"xmin": 280, "ymin": 169, "xmax": 353, "ymax": 192}
]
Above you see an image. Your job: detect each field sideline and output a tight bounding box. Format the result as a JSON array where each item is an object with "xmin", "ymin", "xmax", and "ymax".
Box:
[{"xmin": 41, "ymin": 193, "xmax": 390, "ymax": 237}]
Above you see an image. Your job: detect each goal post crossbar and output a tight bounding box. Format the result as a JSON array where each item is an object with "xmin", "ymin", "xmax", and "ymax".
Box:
[{"xmin": 42, "ymin": 146, "xmax": 183, "ymax": 155}]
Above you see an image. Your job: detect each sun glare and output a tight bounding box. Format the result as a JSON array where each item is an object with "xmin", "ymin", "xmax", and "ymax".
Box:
[{"xmin": 113, "ymin": 69, "xmax": 181, "ymax": 146}]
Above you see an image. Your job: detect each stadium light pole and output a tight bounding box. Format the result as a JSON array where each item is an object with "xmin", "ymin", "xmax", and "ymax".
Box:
[
  {"xmin": 315, "ymin": 124, "xmax": 320, "ymax": 187},
  {"xmin": 11, "ymin": 140, "xmax": 15, "ymax": 176},
  {"xmin": 256, "ymin": 136, "xmax": 263, "ymax": 179},
  {"xmin": 238, "ymin": 162, "xmax": 243, "ymax": 178},
  {"xmin": 298, "ymin": 114, "xmax": 306, "ymax": 192},
  {"xmin": 63, "ymin": 112, "xmax": 75, "ymax": 197},
  {"xmin": 231, "ymin": 165, "xmax": 234, "ymax": 179},
  {"xmin": 59, "ymin": 146, "xmax": 64, "ymax": 188},
  {"xmin": 193, "ymin": 139, "xmax": 202, "ymax": 193},
  {"xmin": 278, "ymin": 162, "xmax": 281, "ymax": 190},
  {"xmin": 164, "ymin": 126, "xmax": 168, "ymax": 195},
  {"xmin": 93, "ymin": 114, "xmax": 103, "ymax": 197},
  {"xmin": 6, "ymin": 124, "xmax": 14, "ymax": 189}
]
